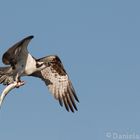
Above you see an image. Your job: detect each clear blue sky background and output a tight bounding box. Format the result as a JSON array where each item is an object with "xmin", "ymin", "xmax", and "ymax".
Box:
[{"xmin": 0, "ymin": 0, "xmax": 140, "ymax": 140}]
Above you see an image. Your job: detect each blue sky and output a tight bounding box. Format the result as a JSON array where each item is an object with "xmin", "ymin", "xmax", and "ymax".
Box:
[{"xmin": 0, "ymin": 0, "xmax": 140, "ymax": 140}]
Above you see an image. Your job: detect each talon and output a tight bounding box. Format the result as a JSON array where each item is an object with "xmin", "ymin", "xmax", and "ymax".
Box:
[{"xmin": 16, "ymin": 81, "xmax": 25, "ymax": 88}]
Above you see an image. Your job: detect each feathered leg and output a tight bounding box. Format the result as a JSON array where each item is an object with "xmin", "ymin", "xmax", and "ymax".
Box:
[{"xmin": 14, "ymin": 69, "xmax": 25, "ymax": 88}]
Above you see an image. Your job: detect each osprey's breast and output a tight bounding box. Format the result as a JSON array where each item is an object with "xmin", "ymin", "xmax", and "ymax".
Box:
[
  {"xmin": 17, "ymin": 51, "xmax": 37, "ymax": 75},
  {"xmin": 23, "ymin": 54, "xmax": 37, "ymax": 75}
]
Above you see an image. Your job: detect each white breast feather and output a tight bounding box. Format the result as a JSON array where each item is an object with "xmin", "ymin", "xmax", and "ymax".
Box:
[{"xmin": 24, "ymin": 54, "xmax": 36, "ymax": 75}]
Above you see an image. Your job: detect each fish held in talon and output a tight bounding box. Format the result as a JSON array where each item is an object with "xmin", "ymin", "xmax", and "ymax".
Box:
[
  {"xmin": 0, "ymin": 82, "xmax": 17, "ymax": 107},
  {"xmin": 15, "ymin": 81, "xmax": 25, "ymax": 88}
]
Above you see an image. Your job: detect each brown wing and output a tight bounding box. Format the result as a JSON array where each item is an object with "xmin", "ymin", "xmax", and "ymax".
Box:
[
  {"xmin": 2, "ymin": 35, "xmax": 34, "ymax": 67},
  {"xmin": 31, "ymin": 55, "xmax": 79, "ymax": 112}
]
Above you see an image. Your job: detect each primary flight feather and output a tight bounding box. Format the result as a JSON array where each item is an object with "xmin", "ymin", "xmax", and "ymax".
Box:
[{"xmin": 0, "ymin": 36, "xmax": 79, "ymax": 112}]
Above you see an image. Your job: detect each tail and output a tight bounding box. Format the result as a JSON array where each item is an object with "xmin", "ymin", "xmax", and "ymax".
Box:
[{"xmin": 0, "ymin": 66, "xmax": 14, "ymax": 85}]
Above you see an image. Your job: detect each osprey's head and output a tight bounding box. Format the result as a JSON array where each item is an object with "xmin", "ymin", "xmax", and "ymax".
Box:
[{"xmin": 36, "ymin": 61, "xmax": 46, "ymax": 71}]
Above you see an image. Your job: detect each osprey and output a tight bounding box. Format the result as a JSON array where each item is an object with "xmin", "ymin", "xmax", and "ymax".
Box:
[{"xmin": 0, "ymin": 36, "xmax": 79, "ymax": 112}]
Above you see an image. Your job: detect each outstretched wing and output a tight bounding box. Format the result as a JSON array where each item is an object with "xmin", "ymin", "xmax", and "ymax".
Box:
[
  {"xmin": 2, "ymin": 35, "xmax": 34, "ymax": 67},
  {"xmin": 31, "ymin": 55, "xmax": 79, "ymax": 112}
]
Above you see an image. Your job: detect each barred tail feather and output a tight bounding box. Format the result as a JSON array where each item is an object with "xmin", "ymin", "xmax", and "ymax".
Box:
[{"xmin": 0, "ymin": 66, "xmax": 14, "ymax": 85}]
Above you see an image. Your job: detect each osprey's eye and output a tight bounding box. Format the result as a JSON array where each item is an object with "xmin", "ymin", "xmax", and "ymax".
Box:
[{"xmin": 47, "ymin": 62, "xmax": 52, "ymax": 66}]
